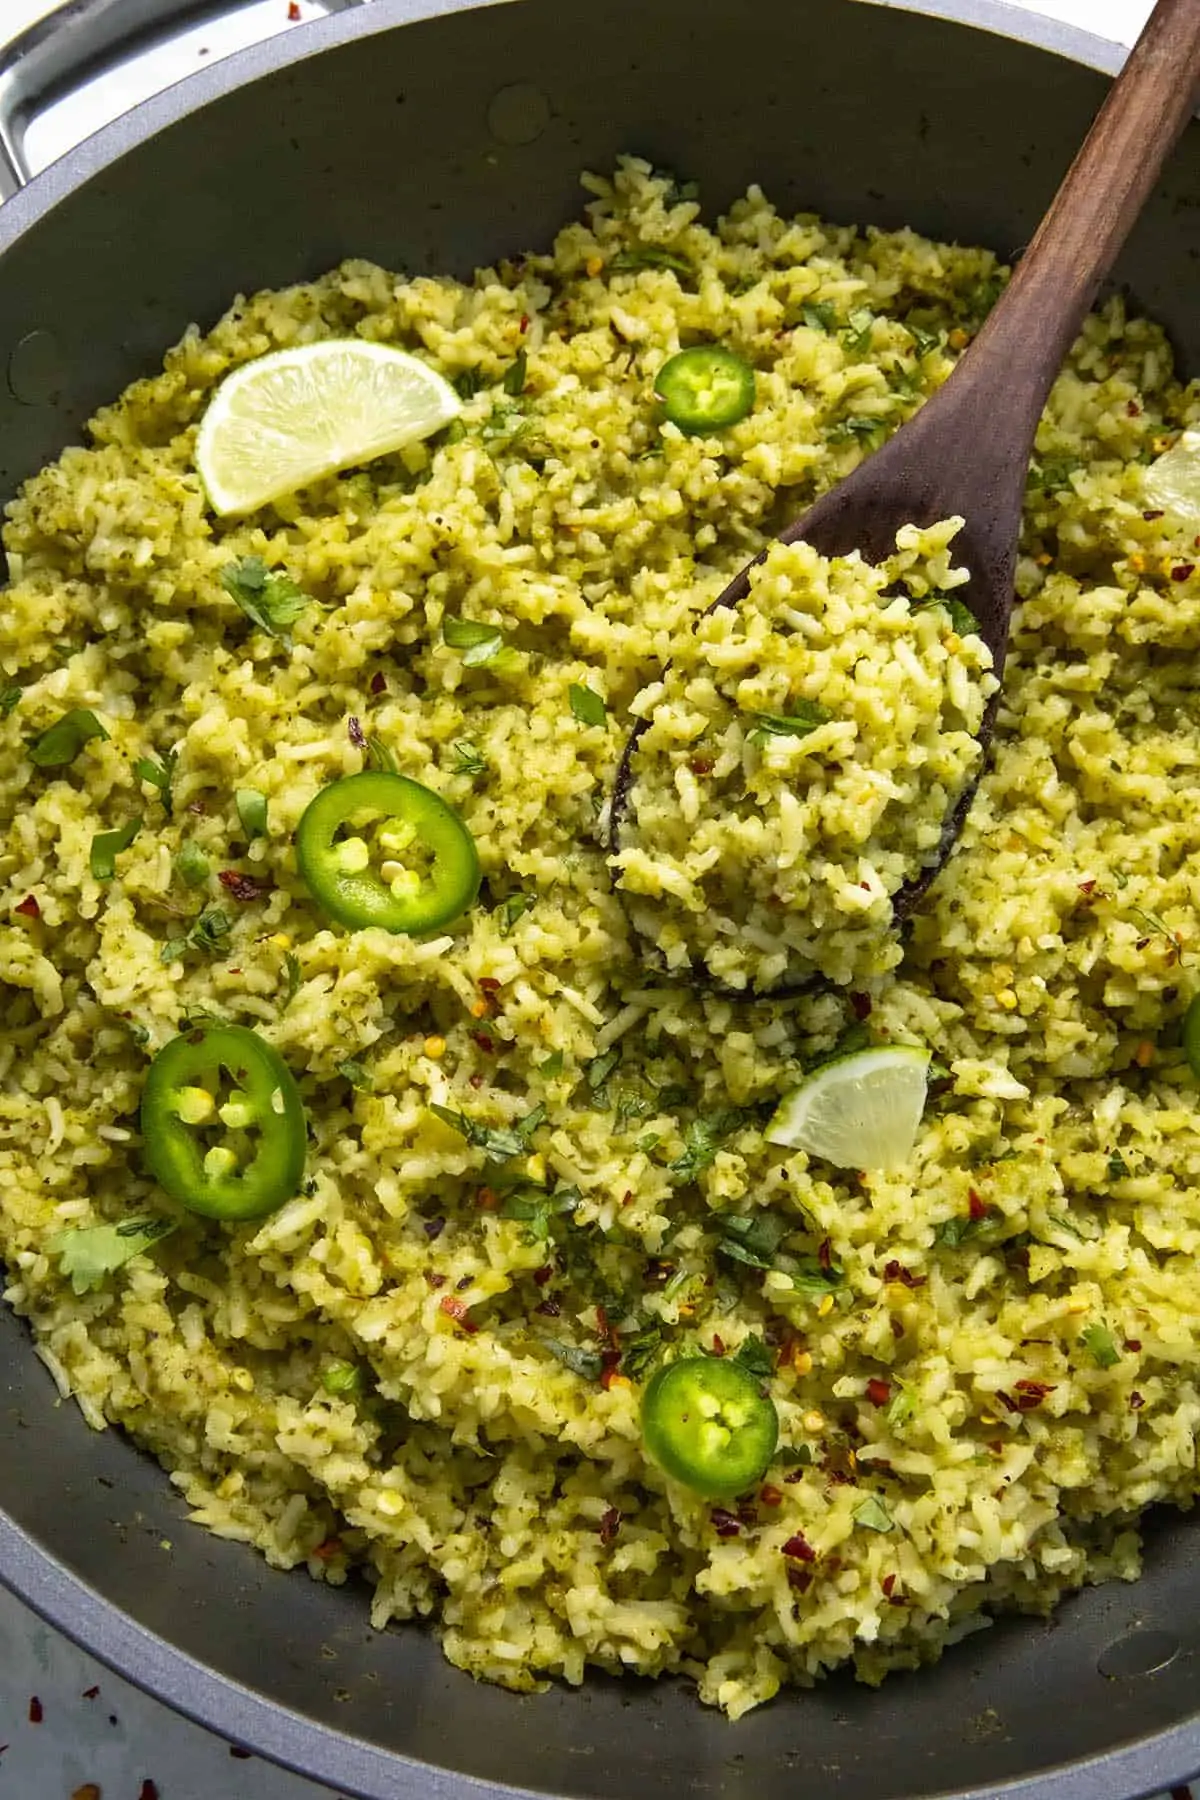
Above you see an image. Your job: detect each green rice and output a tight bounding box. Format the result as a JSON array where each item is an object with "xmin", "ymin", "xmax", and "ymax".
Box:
[
  {"xmin": 613, "ymin": 521, "xmax": 995, "ymax": 992},
  {"xmin": 1, "ymin": 157, "xmax": 1199, "ymax": 1720}
]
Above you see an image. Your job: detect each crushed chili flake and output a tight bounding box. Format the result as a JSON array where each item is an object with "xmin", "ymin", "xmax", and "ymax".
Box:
[
  {"xmin": 519, "ymin": 313, "xmax": 530, "ymax": 333},
  {"xmin": 1125, "ymin": 1338, "xmax": 1142, "ymax": 1352},
  {"xmin": 786, "ymin": 1566, "xmax": 813, "ymax": 1593},
  {"xmin": 622, "ymin": 1189, "xmax": 634, "ymax": 1206},
  {"xmin": 782, "ymin": 1532, "xmax": 817, "ymax": 1562},
  {"xmin": 423, "ymin": 1270, "xmax": 446, "ymax": 1288},
  {"xmin": 28, "ymin": 1697, "xmax": 42, "ymax": 1724},
  {"xmin": 710, "ymin": 1334, "xmax": 726, "ymax": 1356},
  {"xmin": 967, "ymin": 1189, "xmax": 988, "ymax": 1221},
  {"xmin": 881, "ymin": 1573, "xmax": 897, "ymax": 1598},
  {"xmin": 536, "ymin": 1297, "xmax": 561, "ymax": 1317},
  {"xmin": 347, "ymin": 715, "xmax": 366, "ymax": 749},
  {"xmin": 423, "ymin": 1216, "xmax": 446, "ymax": 1240},
  {"xmin": 82, "ymin": 1685, "xmax": 100, "ymax": 1700},
  {"xmin": 849, "ymin": 991, "xmax": 872, "ymax": 1019},
  {"xmin": 1014, "ymin": 1379, "xmax": 1055, "ymax": 1404},
  {"xmin": 14, "ymin": 894, "xmax": 40, "ymax": 919},
  {"xmin": 817, "ymin": 1236, "xmax": 833, "ymax": 1271},
  {"xmin": 312, "ymin": 1538, "xmax": 342, "ymax": 1562},
  {"xmin": 478, "ymin": 977, "xmax": 502, "ymax": 995},
  {"xmin": 759, "ymin": 1484, "xmax": 783, "ymax": 1507},
  {"xmin": 710, "ymin": 1507, "xmax": 741, "ymax": 1538},
  {"xmin": 689, "ymin": 757, "xmax": 713, "ymax": 775},
  {"xmin": 866, "ymin": 1378, "xmax": 891, "ymax": 1407},
  {"xmin": 439, "ymin": 1294, "xmax": 477, "ymax": 1331},
  {"xmin": 784, "ymin": 1468, "xmax": 806, "ymax": 1485},
  {"xmin": 996, "ymin": 1392, "xmax": 1021, "ymax": 1415},
  {"xmin": 883, "ymin": 1260, "xmax": 925, "ymax": 1288},
  {"xmin": 469, "ymin": 1072, "xmax": 484, "ymax": 1089},
  {"xmin": 1130, "ymin": 1392, "xmax": 1145, "ymax": 1410},
  {"xmin": 370, "ymin": 671, "xmax": 387, "ymax": 695},
  {"xmin": 890, "ymin": 1317, "xmax": 904, "ymax": 1339},
  {"xmin": 218, "ymin": 869, "xmax": 266, "ymax": 902},
  {"xmin": 532, "ymin": 1263, "xmax": 554, "ymax": 1287},
  {"xmin": 1142, "ymin": 508, "xmax": 1164, "ymax": 520},
  {"xmin": 472, "ymin": 1032, "xmax": 495, "ymax": 1053},
  {"xmin": 598, "ymin": 1506, "xmax": 621, "ymax": 1545},
  {"xmin": 1077, "ymin": 879, "xmax": 1097, "ymax": 895},
  {"xmin": 1126, "ymin": 399, "xmax": 1141, "ymax": 416},
  {"xmin": 1171, "ymin": 563, "xmax": 1196, "ymax": 581},
  {"xmin": 140, "ymin": 1783, "xmax": 160, "ymax": 1800}
]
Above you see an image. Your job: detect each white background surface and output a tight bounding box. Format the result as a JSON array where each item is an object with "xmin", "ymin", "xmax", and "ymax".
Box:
[{"xmin": 0, "ymin": 1, "xmax": 1186, "ymax": 1797}]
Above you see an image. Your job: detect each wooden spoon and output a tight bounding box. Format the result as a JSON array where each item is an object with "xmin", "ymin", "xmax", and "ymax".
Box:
[{"xmin": 612, "ymin": 0, "xmax": 1200, "ymax": 938}]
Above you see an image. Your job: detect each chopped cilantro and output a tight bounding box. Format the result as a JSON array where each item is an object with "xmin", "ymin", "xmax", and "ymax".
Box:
[
  {"xmin": 174, "ymin": 841, "xmax": 210, "ymax": 889},
  {"xmin": 746, "ymin": 702, "xmax": 830, "ymax": 745},
  {"xmin": 336, "ymin": 1059, "xmax": 373, "ymax": 1092},
  {"xmin": 853, "ymin": 1495, "xmax": 893, "ymax": 1533},
  {"xmin": 134, "ymin": 749, "xmax": 178, "ymax": 818},
  {"xmin": 539, "ymin": 1052, "xmax": 565, "ymax": 1078},
  {"xmin": 609, "ymin": 244, "xmax": 691, "ymax": 276},
  {"xmin": 30, "ymin": 708, "xmax": 109, "ymax": 768},
  {"xmin": 500, "ymin": 1184, "xmax": 578, "ymax": 1241},
  {"xmin": 499, "ymin": 891, "xmax": 532, "ymax": 935},
  {"xmin": 320, "ymin": 1360, "xmax": 362, "ymax": 1397},
  {"xmin": 502, "ymin": 349, "xmax": 528, "ymax": 397},
  {"xmin": 799, "ymin": 301, "xmax": 839, "ymax": 332},
  {"xmin": 442, "ymin": 617, "xmax": 506, "ymax": 667},
  {"xmin": 828, "ymin": 415, "xmax": 884, "ymax": 445},
  {"xmin": 89, "ymin": 817, "xmax": 141, "ymax": 882},
  {"xmin": 281, "ymin": 950, "xmax": 302, "ymax": 1012},
  {"xmin": 569, "ymin": 683, "xmax": 608, "ymax": 729},
  {"xmin": 160, "ymin": 904, "xmax": 231, "ymax": 965},
  {"xmin": 450, "ymin": 739, "xmax": 488, "ymax": 777},
  {"xmin": 48, "ymin": 1217, "xmax": 176, "ymax": 1295},
  {"xmin": 670, "ymin": 1108, "xmax": 747, "ymax": 1182},
  {"xmin": 621, "ymin": 1325, "xmax": 666, "ymax": 1381},
  {"xmin": 1107, "ymin": 1151, "xmax": 1131, "ymax": 1181},
  {"xmin": 430, "ymin": 1101, "xmax": 544, "ymax": 1162},
  {"xmin": 717, "ymin": 1210, "xmax": 791, "ymax": 1271},
  {"xmin": 235, "ymin": 789, "xmax": 268, "ymax": 839},
  {"xmin": 221, "ymin": 556, "xmax": 311, "ymax": 643},
  {"xmin": 732, "ymin": 1334, "xmax": 775, "ymax": 1379},
  {"xmin": 544, "ymin": 1338, "xmax": 603, "ymax": 1380},
  {"xmin": 0, "ymin": 684, "xmax": 21, "ymax": 718},
  {"xmin": 1080, "ymin": 1322, "xmax": 1121, "ymax": 1369},
  {"xmin": 841, "ymin": 308, "xmax": 875, "ymax": 355}
]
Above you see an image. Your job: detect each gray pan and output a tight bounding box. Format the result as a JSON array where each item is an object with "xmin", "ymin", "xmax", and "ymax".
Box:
[{"xmin": 0, "ymin": 1, "xmax": 1198, "ymax": 1796}]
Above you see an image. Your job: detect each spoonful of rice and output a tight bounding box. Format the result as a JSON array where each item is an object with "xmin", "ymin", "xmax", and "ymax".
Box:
[{"xmin": 609, "ymin": 0, "xmax": 1200, "ymax": 997}]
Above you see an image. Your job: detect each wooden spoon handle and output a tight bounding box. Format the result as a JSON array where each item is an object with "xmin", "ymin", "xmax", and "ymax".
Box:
[{"xmin": 967, "ymin": 0, "xmax": 1200, "ymax": 439}]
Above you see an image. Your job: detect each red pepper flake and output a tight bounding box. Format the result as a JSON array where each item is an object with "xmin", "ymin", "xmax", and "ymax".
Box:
[
  {"xmin": 1077, "ymin": 879, "xmax": 1097, "ymax": 895},
  {"xmin": 622, "ymin": 1189, "xmax": 634, "ymax": 1206},
  {"xmin": 532, "ymin": 1263, "xmax": 554, "ymax": 1287},
  {"xmin": 82, "ymin": 1685, "xmax": 100, "ymax": 1700},
  {"xmin": 996, "ymin": 1392, "xmax": 1021, "ymax": 1415},
  {"xmin": 815, "ymin": 1237, "xmax": 831, "ymax": 1272},
  {"xmin": 218, "ymin": 869, "xmax": 266, "ymax": 902},
  {"xmin": 438, "ymin": 1294, "xmax": 477, "ymax": 1332},
  {"xmin": 850, "ymin": 991, "xmax": 872, "ymax": 1019},
  {"xmin": 311, "ymin": 1538, "xmax": 342, "ymax": 1562},
  {"xmin": 1126, "ymin": 399, "xmax": 1141, "ymax": 416},
  {"xmin": 883, "ymin": 1260, "xmax": 925, "ymax": 1288},
  {"xmin": 1014, "ymin": 1379, "xmax": 1055, "ymax": 1406},
  {"xmin": 599, "ymin": 1350, "xmax": 623, "ymax": 1389},
  {"xmin": 519, "ymin": 313, "xmax": 530, "ymax": 334},
  {"xmin": 479, "ymin": 977, "xmax": 502, "ymax": 995},
  {"xmin": 472, "ymin": 1032, "xmax": 495, "ymax": 1054},
  {"xmin": 759, "ymin": 1484, "xmax": 783, "ymax": 1507},
  {"xmin": 782, "ymin": 1531, "xmax": 817, "ymax": 1562},
  {"xmin": 1125, "ymin": 1338, "xmax": 1142, "ymax": 1352},
  {"xmin": 689, "ymin": 757, "xmax": 713, "ymax": 775},
  {"xmin": 469, "ymin": 1073, "xmax": 484, "ymax": 1089},
  {"xmin": 1130, "ymin": 1391, "xmax": 1145, "ymax": 1410},
  {"xmin": 28, "ymin": 1697, "xmax": 42, "ymax": 1724},
  {"xmin": 347, "ymin": 715, "xmax": 366, "ymax": 749},
  {"xmin": 866, "ymin": 1378, "xmax": 891, "ymax": 1407},
  {"xmin": 370, "ymin": 671, "xmax": 387, "ymax": 695},
  {"xmin": 710, "ymin": 1507, "xmax": 741, "ymax": 1538},
  {"xmin": 967, "ymin": 1189, "xmax": 988, "ymax": 1221},
  {"xmin": 881, "ymin": 1573, "xmax": 897, "ymax": 1598},
  {"xmin": 786, "ymin": 1566, "xmax": 813, "ymax": 1593},
  {"xmin": 710, "ymin": 1334, "xmax": 726, "ymax": 1356},
  {"xmin": 598, "ymin": 1506, "xmax": 620, "ymax": 1545},
  {"xmin": 475, "ymin": 1187, "xmax": 498, "ymax": 1211},
  {"xmin": 423, "ymin": 1270, "xmax": 446, "ymax": 1288},
  {"xmin": 14, "ymin": 894, "xmax": 39, "ymax": 919},
  {"xmin": 535, "ymin": 1297, "xmax": 561, "ymax": 1317},
  {"xmin": 1142, "ymin": 508, "xmax": 1164, "ymax": 520},
  {"xmin": 890, "ymin": 1317, "xmax": 904, "ymax": 1339},
  {"xmin": 287, "ymin": 0, "xmax": 301, "ymax": 17},
  {"xmin": 139, "ymin": 1783, "xmax": 160, "ymax": 1800},
  {"xmin": 1171, "ymin": 563, "xmax": 1195, "ymax": 582},
  {"xmin": 423, "ymin": 1216, "xmax": 446, "ymax": 1240}
]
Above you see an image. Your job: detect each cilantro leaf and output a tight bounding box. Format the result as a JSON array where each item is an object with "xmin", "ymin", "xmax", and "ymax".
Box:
[
  {"xmin": 732, "ymin": 1334, "xmax": 775, "ymax": 1379},
  {"xmin": 670, "ymin": 1108, "xmax": 748, "ymax": 1183},
  {"xmin": 134, "ymin": 749, "xmax": 178, "ymax": 818},
  {"xmin": 160, "ymin": 904, "xmax": 231, "ymax": 965},
  {"xmin": 853, "ymin": 1495, "xmax": 893, "ymax": 1533},
  {"xmin": 221, "ymin": 556, "xmax": 311, "ymax": 643},
  {"xmin": 49, "ymin": 1217, "xmax": 176, "ymax": 1295},
  {"xmin": 30, "ymin": 708, "xmax": 109, "ymax": 768},
  {"xmin": 828, "ymin": 415, "xmax": 884, "ymax": 445},
  {"xmin": 0, "ymin": 684, "xmax": 22, "ymax": 718},
  {"xmin": 747, "ymin": 702, "xmax": 831, "ymax": 746},
  {"xmin": 1080, "ymin": 1322, "xmax": 1121, "ymax": 1369},
  {"xmin": 621, "ymin": 1325, "xmax": 666, "ymax": 1381},
  {"xmin": 717, "ymin": 1210, "xmax": 791, "ymax": 1271},
  {"xmin": 450, "ymin": 739, "xmax": 488, "ymax": 777},
  {"xmin": 799, "ymin": 301, "xmax": 839, "ymax": 332},
  {"xmin": 499, "ymin": 891, "xmax": 532, "ymax": 935},
  {"xmin": 500, "ymin": 1184, "xmax": 578, "ymax": 1241},
  {"xmin": 543, "ymin": 1338, "xmax": 603, "ymax": 1380},
  {"xmin": 235, "ymin": 789, "xmax": 268, "ymax": 839},
  {"xmin": 569, "ymin": 683, "xmax": 608, "ymax": 729},
  {"xmin": 442, "ymin": 617, "xmax": 506, "ymax": 667},
  {"xmin": 174, "ymin": 840, "xmax": 210, "ymax": 888},
  {"xmin": 281, "ymin": 950, "xmax": 302, "ymax": 1012},
  {"xmin": 336, "ymin": 1059, "xmax": 373, "ymax": 1092},
  {"xmin": 89, "ymin": 817, "xmax": 141, "ymax": 881},
  {"xmin": 609, "ymin": 245, "xmax": 691, "ymax": 276},
  {"xmin": 430, "ymin": 1102, "xmax": 543, "ymax": 1162},
  {"xmin": 502, "ymin": 349, "xmax": 528, "ymax": 397},
  {"xmin": 841, "ymin": 308, "xmax": 875, "ymax": 355}
]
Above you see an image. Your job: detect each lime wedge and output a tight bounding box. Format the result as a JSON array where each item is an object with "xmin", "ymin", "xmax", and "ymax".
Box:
[
  {"xmin": 1143, "ymin": 428, "xmax": 1200, "ymax": 525},
  {"xmin": 196, "ymin": 340, "xmax": 461, "ymax": 516},
  {"xmin": 766, "ymin": 1045, "xmax": 931, "ymax": 1171}
]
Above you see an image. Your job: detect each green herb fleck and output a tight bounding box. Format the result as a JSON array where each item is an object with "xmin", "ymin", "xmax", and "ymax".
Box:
[
  {"xmin": 717, "ymin": 1210, "xmax": 791, "ymax": 1271},
  {"xmin": 828, "ymin": 415, "xmax": 884, "ymax": 445},
  {"xmin": 450, "ymin": 739, "xmax": 488, "ymax": 777},
  {"xmin": 235, "ymin": 788, "xmax": 268, "ymax": 840},
  {"xmin": 281, "ymin": 950, "xmax": 302, "ymax": 1012},
  {"xmin": 453, "ymin": 369, "xmax": 482, "ymax": 400},
  {"xmin": 221, "ymin": 557, "xmax": 311, "ymax": 643},
  {"xmin": 544, "ymin": 1338, "xmax": 603, "ymax": 1380},
  {"xmin": 500, "ymin": 1184, "xmax": 578, "ymax": 1241},
  {"xmin": 1080, "ymin": 1322, "xmax": 1121, "ymax": 1369},
  {"xmin": 1107, "ymin": 1151, "xmax": 1130, "ymax": 1181},
  {"xmin": 609, "ymin": 244, "xmax": 691, "ymax": 276},
  {"xmin": 443, "ymin": 617, "xmax": 506, "ymax": 667},
  {"xmin": 569, "ymin": 683, "xmax": 608, "ymax": 729},
  {"xmin": 89, "ymin": 817, "xmax": 141, "ymax": 882},
  {"xmin": 586, "ymin": 1048, "xmax": 621, "ymax": 1102},
  {"xmin": 499, "ymin": 891, "xmax": 532, "ymax": 935},
  {"xmin": 48, "ymin": 1217, "xmax": 176, "ymax": 1296},
  {"xmin": 336, "ymin": 1059, "xmax": 373, "ymax": 1092},
  {"xmin": 160, "ymin": 904, "xmax": 232, "ymax": 965},
  {"xmin": 841, "ymin": 308, "xmax": 875, "ymax": 355},
  {"xmin": 799, "ymin": 301, "xmax": 839, "ymax": 332},
  {"xmin": 134, "ymin": 749, "xmax": 178, "ymax": 818},
  {"xmin": 886, "ymin": 1386, "xmax": 916, "ymax": 1432},
  {"xmin": 30, "ymin": 708, "xmax": 109, "ymax": 769},
  {"xmin": 502, "ymin": 349, "xmax": 528, "ymax": 397},
  {"xmin": 621, "ymin": 1326, "xmax": 666, "ymax": 1381},
  {"xmin": 430, "ymin": 1102, "xmax": 542, "ymax": 1162},
  {"xmin": 321, "ymin": 1360, "xmax": 362, "ymax": 1397},
  {"xmin": 776, "ymin": 1444, "xmax": 814, "ymax": 1468},
  {"xmin": 0, "ymin": 684, "xmax": 21, "ymax": 718},
  {"xmin": 747, "ymin": 702, "xmax": 831, "ymax": 746},
  {"xmin": 908, "ymin": 324, "xmax": 942, "ymax": 357},
  {"xmin": 732, "ymin": 1334, "xmax": 775, "ymax": 1379},
  {"xmin": 539, "ymin": 1051, "xmax": 565, "ymax": 1078},
  {"xmin": 853, "ymin": 1495, "xmax": 894, "ymax": 1533},
  {"xmin": 670, "ymin": 1108, "xmax": 747, "ymax": 1183}
]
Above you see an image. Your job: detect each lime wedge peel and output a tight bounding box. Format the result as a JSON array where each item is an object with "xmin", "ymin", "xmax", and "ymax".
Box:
[
  {"xmin": 1142, "ymin": 428, "xmax": 1200, "ymax": 526},
  {"xmin": 766, "ymin": 1045, "xmax": 931, "ymax": 1172},
  {"xmin": 196, "ymin": 340, "xmax": 461, "ymax": 517}
]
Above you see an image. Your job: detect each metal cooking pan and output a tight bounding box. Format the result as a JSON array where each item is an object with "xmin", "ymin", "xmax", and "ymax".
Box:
[{"xmin": 0, "ymin": 2, "xmax": 1198, "ymax": 1795}]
